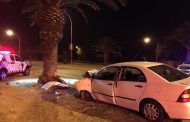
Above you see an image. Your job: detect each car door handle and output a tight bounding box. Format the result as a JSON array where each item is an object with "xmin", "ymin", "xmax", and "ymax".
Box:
[
  {"xmin": 135, "ymin": 85, "xmax": 143, "ymax": 88},
  {"xmin": 107, "ymin": 83, "xmax": 113, "ymax": 85}
]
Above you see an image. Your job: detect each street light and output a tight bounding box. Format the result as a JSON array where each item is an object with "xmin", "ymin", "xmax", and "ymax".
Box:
[
  {"xmin": 144, "ymin": 37, "xmax": 151, "ymax": 44},
  {"xmin": 6, "ymin": 29, "xmax": 21, "ymax": 56},
  {"xmin": 144, "ymin": 37, "xmax": 160, "ymax": 62},
  {"xmin": 133, "ymin": 37, "xmax": 151, "ymax": 61},
  {"xmin": 6, "ymin": 30, "xmax": 14, "ymax": 36},
  {"xmin": 76, "ymin": 45, "xmax": 82, "ymax": 59},
  {"xmin": 65, "ymin": 11, "xmax": 73, "ymax": 65}
]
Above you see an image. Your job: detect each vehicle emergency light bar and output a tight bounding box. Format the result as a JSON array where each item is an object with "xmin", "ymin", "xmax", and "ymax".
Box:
[{"xmin": 0, "ymin": 51, "xmax": 11, "ymax": 54}]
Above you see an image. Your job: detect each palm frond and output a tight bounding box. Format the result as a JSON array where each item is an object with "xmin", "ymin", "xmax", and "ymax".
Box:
[
  {"xmin": 117, "ymin": 0, "xmax": 127, "ymax": 6},
  {"xmin": 22, "ymin": 0, "xmax": 37, "ymax": 13},
  {"xmin": 52, "ymin": 0, "xmax": 64, "ymax": 6},
  {"xmin": 65, "ymin": 0, "xmax": 101, "ymax": 11},
  {"xmin": 96, "ymin": 0, "xmax": 127, "ymax": 10},
  {"xmin": 64, "ymin": 6, "xmax": 88, "ymax": 23},
  {"xmin": 93, "ymin": 36, "xmax": 121, "ymax": 56},
  {"xmin": 111, "ymin": 50, "xmax": 121, "ymax": 57},
  {"xmin": 78, "ymin": 0, "xmax": 101, "ymax": 11},
  {"xmin": 96, "ymin": 0, "xmax": 119, "ymax": 10},
  {"xmin": 171, "ymin": 22, "xmax": 190, "ymax": 50}
]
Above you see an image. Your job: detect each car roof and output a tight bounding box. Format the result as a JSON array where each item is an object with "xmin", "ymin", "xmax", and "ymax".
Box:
[{"xmin": 108, "ymin": 61, "xmax": 164, "ymax": 68}]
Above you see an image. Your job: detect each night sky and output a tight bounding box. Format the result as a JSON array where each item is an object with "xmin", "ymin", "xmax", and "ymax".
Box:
[{"xmin": 0, "ymin": 0, "xmax": 189, "ymax": 62}]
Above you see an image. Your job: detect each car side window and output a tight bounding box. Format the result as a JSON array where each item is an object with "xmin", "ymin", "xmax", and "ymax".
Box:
[
  {"xmin": 10, "ymin": 55, "xmax": 15, "ymax": 61},
  {"xmin": 2, "ymin": 56, "xmax": 6, "ymax": 61},
  {"xmin": 120, "ymin": 67, "xmax": 146, "ymax": 82},
  {"xmin": 15, "ymin": 55, "xmax": 22, "ymax": 61},
  {"xmin": 94, "ymin": 67, "xmax": 118, "ymax": 81}
]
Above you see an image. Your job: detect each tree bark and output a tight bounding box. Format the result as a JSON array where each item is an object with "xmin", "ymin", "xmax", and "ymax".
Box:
[
  {"xmin": 104, "ymin": 53, "xmax": 108, "ymax": 65},
  {"xmin": 38, "ymin": 38, "xmax": 60, "ymax": 84},
  {"xmin": 37, "ymin": 6, "xmax": 64, "ymax": 84}
]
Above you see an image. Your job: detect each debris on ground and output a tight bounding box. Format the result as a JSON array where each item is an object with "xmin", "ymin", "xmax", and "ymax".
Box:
[
  {"xmin": 41, "ymin": 91, "xmax": 58, "ymax": 103},
  {"xmin": 40, "ymin": 81, "xmax": 76, "ymax": 102},
  {"xmin": 41, "ymin": 81, "xmax": 69, "ymax": 91}
]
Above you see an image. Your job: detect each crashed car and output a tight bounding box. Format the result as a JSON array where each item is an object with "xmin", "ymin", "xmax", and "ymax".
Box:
[
  {"xmin": 75, "ymin": 61, "xmax": 190, "ymax": 121},
  {"xmin": 0, "ymin": 51, "xmax": 31, "ymax": 80},
  {"xmin": 41, "ymin": 81, "xmax": 69, "ymax": 91}
]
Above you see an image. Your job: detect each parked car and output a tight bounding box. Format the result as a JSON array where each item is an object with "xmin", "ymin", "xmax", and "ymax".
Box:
[
  {"xmin": 75, "ymin": 61, "xmax": 190, "ymax": 121},
  {"xmin": 0, "ymin": 51, "xmax": 31, "ymax": 80},
  {"xmin": 177, "ymin": 60, "xmax": 190, "ymax": 75}
]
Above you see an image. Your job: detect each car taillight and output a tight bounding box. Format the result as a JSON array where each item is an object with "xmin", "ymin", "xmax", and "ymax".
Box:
[{"xmin": 177, "ymin": 89, "xmax": 190, "ymax": 103}]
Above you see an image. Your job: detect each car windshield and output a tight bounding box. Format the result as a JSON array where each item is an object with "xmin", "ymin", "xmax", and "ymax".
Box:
[
  {"xmin": 148, "ymin": 65, "xmax": 188, "ymax": 82},
  {"xmin": 0, "ymin": 54, "xmax": 3, "ymax": 61}
]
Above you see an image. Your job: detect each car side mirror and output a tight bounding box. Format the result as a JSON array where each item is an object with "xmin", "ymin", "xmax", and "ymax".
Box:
[
  {"xmin": 91, "ymin": 74, "xmax": 95, "ymax": 79},
  {"xmin": 82, "ymin": 72, "xmax": 91, "ymax": 78}
]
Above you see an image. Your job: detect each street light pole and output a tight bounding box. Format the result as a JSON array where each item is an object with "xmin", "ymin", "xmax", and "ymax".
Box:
[
  {"xmin": 144, "ymin": 37, "xmax": 159, "ymax": 62},
  {"xmin": 133, "ymin": 37, "xmax": 151, "ymax": 61},
  {"xmin": 155, "ymin": 43, "xmax": 159, "ymax": 62},
  {"xmin": 65, "ymin": 11, "xmax": 73, "ymax": 65}
]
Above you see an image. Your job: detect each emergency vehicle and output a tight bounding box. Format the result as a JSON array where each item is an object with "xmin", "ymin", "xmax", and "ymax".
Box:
[{"xmin": 0, "ymin": 51, "xmax": 31, "ymax": 80}]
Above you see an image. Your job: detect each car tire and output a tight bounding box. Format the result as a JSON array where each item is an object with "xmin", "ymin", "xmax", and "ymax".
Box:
[
  {"xmin": 140, "ymin": 100, "xmax": 165, "ymax": 122},
  {"xmin": 23, "ymin": 67, "xmax": 30, "ymax": 76},
  {"xmin": 80, "ymin": 91, "xmax": 93, "ymax": 101},
  {"xmin": 0, "ymin": 70, "xmax": 6, "ymax": 80}
]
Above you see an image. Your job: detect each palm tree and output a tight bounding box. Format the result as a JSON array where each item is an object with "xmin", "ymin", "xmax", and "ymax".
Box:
[
  {"xmin": 171, "ymin": 22, "xmax": 190, "ymax": 60},
  {"xmin": 93, "ymin": 36, "xmax": 121, "ymax": 65},
  {"xmin": 22, "ymin": 0, "xmax": 127, "ymax": 84}
]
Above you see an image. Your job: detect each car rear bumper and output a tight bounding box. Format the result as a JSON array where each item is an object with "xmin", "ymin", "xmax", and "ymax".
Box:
[{"xmin": 161, "ymin": 101, "xmax": 190, "ymax": 119}]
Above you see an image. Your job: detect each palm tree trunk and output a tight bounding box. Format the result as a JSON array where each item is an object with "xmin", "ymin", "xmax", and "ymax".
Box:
[
  {"xmin": 104, "ymin": 53, "xmax": 108, "ymax": 65},
  {"xmin": 37, "ymin": 6, "xmax": 64, "ymax": 84},
  {"xmin": 38, "ymin": 38, "xmax": 59, "ymax": 84}
]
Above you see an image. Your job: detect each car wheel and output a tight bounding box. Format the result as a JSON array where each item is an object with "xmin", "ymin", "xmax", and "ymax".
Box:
[
  {"xmin": 80, "ymin": 91, "xmax": 93, "ymax": 101},
  {"xmin": 140, "ymin": 100, "xmax": 165, "ymax": 121},
  {"xmin": 0, "ymin": 70, "xmax": 6, "ymax": 80},
  {"xmin": 23, "ymin": 67, "xmax": 30, "ymax": 76}
]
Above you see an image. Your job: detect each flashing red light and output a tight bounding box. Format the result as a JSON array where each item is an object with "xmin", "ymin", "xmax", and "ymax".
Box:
[{"xmin": 0, "ymin": 51, "xmax": 11, "ymax": 54}]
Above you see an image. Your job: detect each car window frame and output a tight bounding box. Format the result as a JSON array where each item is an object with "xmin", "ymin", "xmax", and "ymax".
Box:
[
  {"xmin": 119, "ymin": 66, "xmax": 147, "ymax": 82},
  {"xmin": 15, "ymin": 55, "xmax": 23, "ymax": 62},
  {"xmin": 10, "ymin": 55, "xmax": 15, "ymax": 61},
  {"xmin": 94, "ymin": 66, "xmax": 121, "ymax": 81},
  {"xmin": 148, "ymin": 64, "xmax": 188, "ymax": 82}
]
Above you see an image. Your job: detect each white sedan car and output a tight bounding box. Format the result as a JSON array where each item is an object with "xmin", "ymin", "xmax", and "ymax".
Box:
[{"xmin": 75, "ymin": 62, "xmax": 190, "ymax": 121}]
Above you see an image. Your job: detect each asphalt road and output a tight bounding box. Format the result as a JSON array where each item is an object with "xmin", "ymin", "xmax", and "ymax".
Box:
[{"xmin": 0, "ymin": 61, "xmax": 102, "ymax": 87}]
